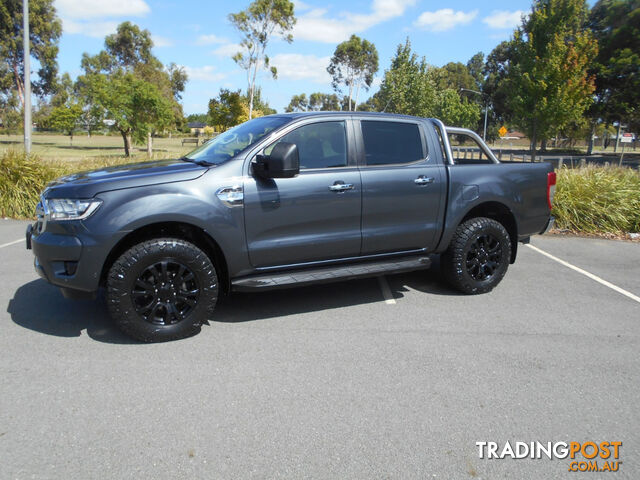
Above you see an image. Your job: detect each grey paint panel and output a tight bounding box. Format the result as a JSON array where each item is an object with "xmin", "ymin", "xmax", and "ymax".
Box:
[{"xmin": 243, "ymin": 169, "xmax": 362, "ymax": 267}]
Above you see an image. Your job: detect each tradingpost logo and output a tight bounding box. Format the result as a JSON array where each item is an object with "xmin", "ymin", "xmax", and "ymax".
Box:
[{"xmin": 476, "ymin": 441, "xmax": 623, "ymax": 473}]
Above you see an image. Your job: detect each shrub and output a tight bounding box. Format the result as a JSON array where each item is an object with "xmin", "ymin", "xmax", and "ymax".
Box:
[
  {"xmin": 0, "ymin": 150, "xmax": 60, "ymax": 218},
  {"xmin": 553, "ymin": 166, "xmax": 640, "ymax": 234},
  {"xmin": 0, "ymin": 150, "xmax": 135, "ymax": 219}
]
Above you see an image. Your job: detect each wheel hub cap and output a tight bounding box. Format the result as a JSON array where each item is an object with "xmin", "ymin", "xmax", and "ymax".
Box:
[
  {"xmin": 466, "ymin": 234, "xmax": 502, "ymax": 281},
  {"xmin": 131, "ymin": 260, "xmax": 200, "ymax": 325}
]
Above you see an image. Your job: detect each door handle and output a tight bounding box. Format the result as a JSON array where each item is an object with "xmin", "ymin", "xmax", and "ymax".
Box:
[
  {"xmin": 329, "ymin": 182, "xmax": 354, "ymax": 192},
  {"xmin": 414, "ymin": 176, "xmax": 435, "ymax": 185}
]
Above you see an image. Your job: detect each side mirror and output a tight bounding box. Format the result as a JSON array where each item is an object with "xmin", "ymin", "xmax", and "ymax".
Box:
[{"xmin": 254, "ymin": 142, "xmax": 300, "ymax": 179}]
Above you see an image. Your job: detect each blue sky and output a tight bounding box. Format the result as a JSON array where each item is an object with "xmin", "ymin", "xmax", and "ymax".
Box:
[{"xmin": 54, "ymin": 0, "xmax": 539, "ymax": 114}]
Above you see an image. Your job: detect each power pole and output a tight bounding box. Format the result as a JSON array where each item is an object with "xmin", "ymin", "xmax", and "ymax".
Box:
[
  {"xmin": 23, "ymin": 0, "xmax": 32, "ymax": 154},
  {"xmin": 483, "ymin": 105, "xmax": 488, "ymax": 142}
]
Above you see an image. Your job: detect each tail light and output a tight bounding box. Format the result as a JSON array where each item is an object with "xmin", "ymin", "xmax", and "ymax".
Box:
[{"xmin": 547, "ymin": 172, "xmax": 556, "ymax": 209}]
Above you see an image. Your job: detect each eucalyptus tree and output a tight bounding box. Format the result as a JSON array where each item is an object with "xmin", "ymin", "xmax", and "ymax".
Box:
[
  {"xmin": 229, "ymin": 0, "xmax": 296, "ymax": 120},
  {"xmin": 327, "ymin": 35, "xmax": 379, "ymax": 111}
]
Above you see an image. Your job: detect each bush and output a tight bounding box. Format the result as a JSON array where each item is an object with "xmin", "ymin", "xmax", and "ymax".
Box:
[
  {"xmin": 0, "ymin": 150, "xmax": 60, "ymax": 218},
  {"xmin": 553, "ymin": 166, "xmax": 640, "ymax": 234},
  {"xmin": 0, "ymin": 150, "xmax": 135, "ymax": 218}
]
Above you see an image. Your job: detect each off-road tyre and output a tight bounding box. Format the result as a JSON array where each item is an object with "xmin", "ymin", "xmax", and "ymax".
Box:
[
  {"xmin": 441, "ymin": 217, "xmax": 511, "ymax": 295},
  {"xmin": 107, "ymin": 238, "xmax": 218, "ymax": 342}
]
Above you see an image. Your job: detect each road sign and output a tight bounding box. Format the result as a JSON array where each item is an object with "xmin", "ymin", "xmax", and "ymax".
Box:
[
  {"xmin": 499, "ymin": 126, "xmax": 507, "ymax": 137},
  {"xmin": 620, "ymin": 133, "xmax": 633, "ymax": 143}
]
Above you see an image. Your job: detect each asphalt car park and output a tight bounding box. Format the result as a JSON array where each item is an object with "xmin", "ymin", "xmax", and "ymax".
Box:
[{"xmin": 1, "ymin": 219, "xmax": 638, "ymax": 479}]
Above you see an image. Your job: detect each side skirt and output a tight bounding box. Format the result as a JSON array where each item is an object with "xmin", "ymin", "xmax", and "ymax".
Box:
[{"xmin": 232, "ymin": 255, "xmax": 431, "ymax": 291}]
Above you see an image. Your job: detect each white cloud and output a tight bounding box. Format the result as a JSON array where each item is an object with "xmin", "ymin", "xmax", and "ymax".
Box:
[
  {"xmin": 294, "ymin": 0, "xmax": 417, "ymax": 43},
  {"xmin": 212, "ymin": 43, "xmax": 242, "ymax": 57},
  {"xmin": 55, "ymin": 0, "xmax": 150, "ymax": 19},
  {"xmin": 62, "ymin": 19, "xmax": 119, "ymax": 38},
  {"xmin": 293, "ymin": 0, "xmax": 312, "ymax": 12},
  {"xmin": 182, "ymin": 66, "xmax": 227, "ymax": 82},
  {"xmin": 196, "ymin": 34, "xmax": 229, "ymax": 45},
  {"xmin": 56, "ymin": 0, "xmax": 151, "ymax": 38},
  {"xmin": 271, "ymin": 54, "xmax": 331, "ymax": 83},
  {"xmin": 414, "ymin": 9, "xmax": 478, "ymax": 32},
  {"xmin": 482, "ymin": 10, "xmax": 526, "ymax": 30},
  {"xmin": 153, "ymin": 35, "xmax": 173, "ymax": 47}
]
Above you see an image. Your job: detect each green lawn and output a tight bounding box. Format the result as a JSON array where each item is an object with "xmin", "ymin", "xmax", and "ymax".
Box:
[{"xmin": 0, "ymin": 133, "xmax": 200, "ymax": 162}]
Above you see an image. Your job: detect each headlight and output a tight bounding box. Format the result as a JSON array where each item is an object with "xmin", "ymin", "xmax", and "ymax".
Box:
[{"xmin": 46, "ymin": 198, "xmax": 102, "ymax": 221}]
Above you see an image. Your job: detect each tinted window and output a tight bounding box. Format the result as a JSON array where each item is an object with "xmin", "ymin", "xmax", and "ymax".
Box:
[
  {"xmin": 361, "ymin": 121, "xmax": 424, "ymax": 165},
  {"xmin": 266, "ymin": 121, "xmax": 347, "ymax": 169}
]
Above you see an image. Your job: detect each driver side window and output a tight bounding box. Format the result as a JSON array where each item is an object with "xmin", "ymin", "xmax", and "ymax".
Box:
[{"xmin": 264, "ymin": 121, "xmax": 347, "ymax": 169}]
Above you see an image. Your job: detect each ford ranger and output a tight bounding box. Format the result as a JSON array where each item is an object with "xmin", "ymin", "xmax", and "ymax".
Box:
[{"xmin": 26, "ymin": 112, "xmax": 555, "ymax": 342}]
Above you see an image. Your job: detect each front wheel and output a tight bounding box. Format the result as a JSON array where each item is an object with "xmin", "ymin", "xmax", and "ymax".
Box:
[
  {"xmin": 441, "ymin": 217, "xmax": 512, "ymax": 294},
  {"xmin": 107, "ymin": 238, "xmax": 219, "ymax": 342}
]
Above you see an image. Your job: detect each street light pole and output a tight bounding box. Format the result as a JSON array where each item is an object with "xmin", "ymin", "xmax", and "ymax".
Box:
[
  {"xmin": 460, "ymin": 88, "xmax": 488, "ymax": 142},
  {"xmin": 23, "ymin": 0, "xmax": 31, "ymax": 154},
  {"xmin": 483, "ymin": 105, "xmax": 488, "ymax": 142}
]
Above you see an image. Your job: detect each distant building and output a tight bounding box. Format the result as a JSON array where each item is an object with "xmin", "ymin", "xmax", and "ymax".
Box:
[
  {"xmin": 502, "ymin": 131, "xmax": 527, "ymax": 140},
  {"xmin": 188, "ymin": 122, "xmax": 207, "ymax": 135}
]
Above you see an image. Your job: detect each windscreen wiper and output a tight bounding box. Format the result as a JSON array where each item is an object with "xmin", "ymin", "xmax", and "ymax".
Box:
[{"xmin": 179, "ymin": 156, "xmax": 212, "ymax": 166}]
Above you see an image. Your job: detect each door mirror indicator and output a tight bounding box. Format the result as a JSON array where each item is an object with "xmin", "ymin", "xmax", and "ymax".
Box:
[{"xmin": 254, "ymin": 142, "xmax": 300, "ymax": 179}]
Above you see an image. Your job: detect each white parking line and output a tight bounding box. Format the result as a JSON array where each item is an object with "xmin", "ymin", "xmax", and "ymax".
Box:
[
  {"xmin": 0, "ymin": 238, "xmax": 23, "ymax": 249},
  {"xmin": 377, "ymin": 276, "xmax": 396, "ymax": 305},
  {"xmin": 526, "ymin": 243, "xmax": 640, "ymax": 304}
]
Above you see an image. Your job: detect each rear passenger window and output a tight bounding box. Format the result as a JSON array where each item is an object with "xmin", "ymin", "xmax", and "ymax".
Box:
[
  {"xmin": 265, "ymin": 121, "xmax": 347, "ymax": 169},
  {"xmin": 361, "ymin": 121, "xmax": 425, "ymax": 166}
]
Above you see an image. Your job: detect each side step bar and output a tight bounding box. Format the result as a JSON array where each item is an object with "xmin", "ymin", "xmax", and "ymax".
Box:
[{"xmin": 232, "ymin": 256, "xmax": 431, "ymax": 291}]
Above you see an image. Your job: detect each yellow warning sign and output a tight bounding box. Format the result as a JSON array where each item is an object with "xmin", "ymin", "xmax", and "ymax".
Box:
[{"xmin": 499, "ymin": 126, "xmax": 508, "ymax": 137}]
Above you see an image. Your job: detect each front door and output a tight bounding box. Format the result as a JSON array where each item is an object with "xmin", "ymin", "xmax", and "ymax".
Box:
[{"xmin": 244, "ymin": 119, "xmax": 362, "ymax": 268}]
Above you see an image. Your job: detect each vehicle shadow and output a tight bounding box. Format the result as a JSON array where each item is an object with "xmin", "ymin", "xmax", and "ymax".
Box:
[
  {"xmin": 7, "ymin": 279, "xmax": 138, "ymax": 344},
  {"xmin": 8, "ymin": 259, "xmax": 460, "ymax": 340},
  {"xmin": 214, "ymin": 256, "xmax": 462, "ymax": 323}
]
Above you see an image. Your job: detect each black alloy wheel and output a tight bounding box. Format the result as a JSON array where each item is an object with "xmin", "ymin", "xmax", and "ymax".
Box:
[
  {"xmin": 132, "ymin": 260, "xmax": 200, "ymax": 325},
  {"xmin": 465, "ymin": 233, "xmax": 503, "ymax": 282},
  {"xmin": 441, "ymin": 217, "xmax": 511, "ymax": 294},
  {"xmin": 107, "ymin": 238, "xmax": 219, "ymax": 342}
]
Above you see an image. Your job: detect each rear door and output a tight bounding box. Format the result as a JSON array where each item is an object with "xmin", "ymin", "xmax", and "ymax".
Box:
[
  {"xmin": 356, "ymin": 118, "xmax": 446, "ymax": 254},
  {"xmin": 243, "ymin": 118, "xmax": 362, "ymax": 268}
]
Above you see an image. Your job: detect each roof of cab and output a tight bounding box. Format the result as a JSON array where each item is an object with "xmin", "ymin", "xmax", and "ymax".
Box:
[{"xmin": 267, "ymin": 111, "xmax": 432, "ymax": 122}]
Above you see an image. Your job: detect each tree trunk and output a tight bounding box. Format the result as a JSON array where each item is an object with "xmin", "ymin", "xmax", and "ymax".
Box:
[
  {"xmin": 248, "ymin": 63, "xmax": 258, "ymax": 120},
  {"xmin": 530, "ymin": 122, "xmax": 537, "ymax": 162},
  {"xmin": 146, "ymin": 131, "xmax": 153, "ymax": 158},
  {"xmin": 586, "ymin": 123, "xmax": 595, "ymax": 155},
  {"xmin": 121, "ymin": 130, "xmax": 131, "ymax": 157},
  {"xmin": 540, "ymin": 139, "xmax": 547, "ymax": 152},
  {"xmin": 69, "ymin": 133, "xmax": 73, "ymax": 146},
  {"xmin": 248, "ymin": 86, "xmax": 254, "ymax": 120},
  {"xmin": 13, "ymin": 63, "xmax": 25, "ymax": 108},
  {"xmin": 354, "ymin": 83, "xmax": 361, "ymax": 112}
]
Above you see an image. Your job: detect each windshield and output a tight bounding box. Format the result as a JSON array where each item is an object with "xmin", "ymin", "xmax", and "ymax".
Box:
[{"xmin": 184, "ymin": 116, "xmax": 290, "ymax": 165}]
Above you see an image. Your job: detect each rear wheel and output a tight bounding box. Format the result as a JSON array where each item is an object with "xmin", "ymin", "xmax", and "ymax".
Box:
[
  {"xmin": 107, "ymin": 238, "xmax": 218, "ymax": 342},
  {"xmin": 441, "ymin": 217, "xmax": 511, "ymax": 294}
]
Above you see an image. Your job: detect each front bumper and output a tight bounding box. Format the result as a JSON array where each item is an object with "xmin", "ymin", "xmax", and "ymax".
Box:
[{"xmin": 26, "ymin": 220, "xmax": 110, "ymax": 295}]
